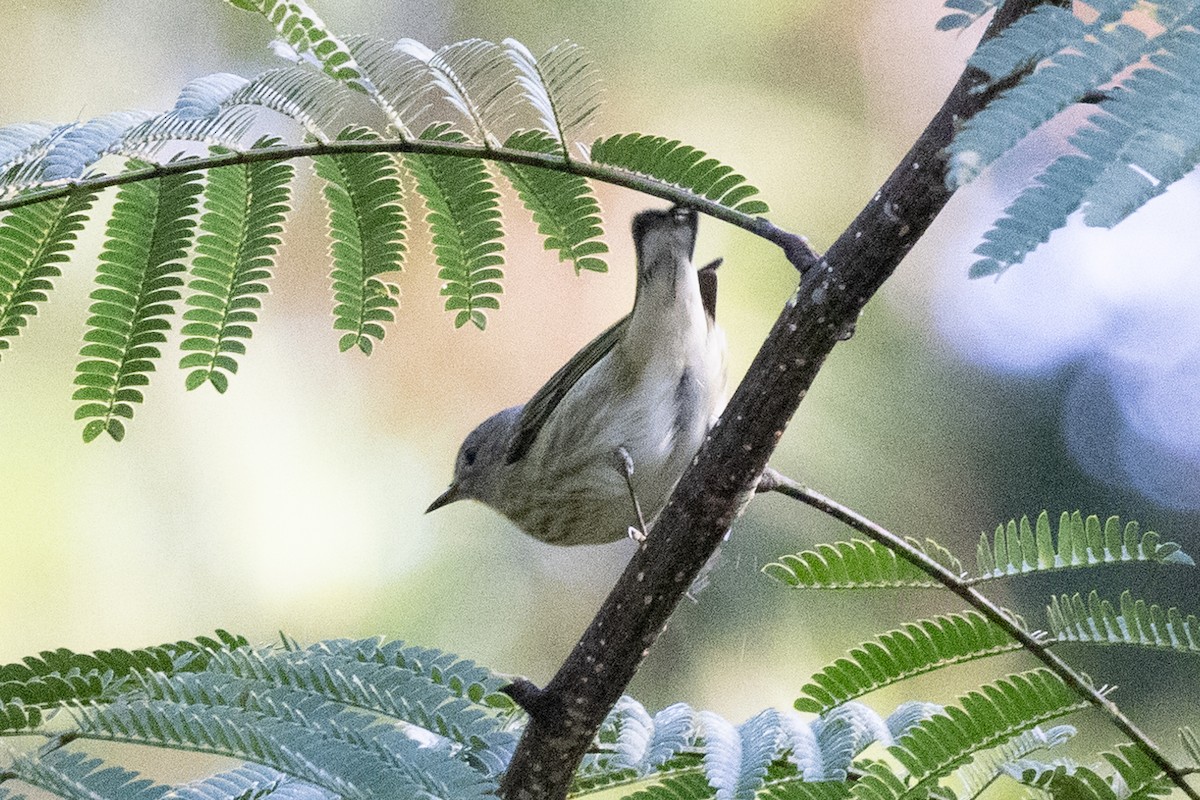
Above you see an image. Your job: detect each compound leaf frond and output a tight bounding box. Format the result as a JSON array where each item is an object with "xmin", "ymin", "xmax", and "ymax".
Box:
[
  {"xmin": 590, "ymin": 133, "xmax": 770, "ymax": 215},
  {"xmin": 405, "ymin": 123, "xmax": 502, "ymax": 330},
  {"xmin": 181, "ymin": 140, "xmax": 294, "ymax": 392},
  {"xmin": 73, "ymin": 164, "xmax": 205, "ymax": 442},
  {"xmin": 312, "ymin": 126, "xmax": 404, "ymax": 354}
]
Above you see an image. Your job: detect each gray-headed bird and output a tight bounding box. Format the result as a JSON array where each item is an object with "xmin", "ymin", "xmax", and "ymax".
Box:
[{"xmin": 426, "ymin": 206, "xmax": 727, "ymax": 545}]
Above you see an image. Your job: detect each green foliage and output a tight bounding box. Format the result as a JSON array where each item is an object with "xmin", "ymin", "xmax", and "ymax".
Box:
[
  {"xmin": 976, "ymin": 511, "xmax": 1193, "ymax": 580},
  {"xmin": 765, "ymin": 512, "xmax": 1191, "ymax": 592},
  {"xmin": 762, "ymin": 537, "xmax": 963, "ymax": 589},
  {"xmin": 0, "ymin": 636, "xmax": 519, "ymax": 800},
  {"xmin": 6, "ymin": 750, "xmax": 170, "ymax": 800},
  {"xmin": 181, "ymin": 143, "xmax": 294, "ymax": 391},
  {"xmin": 935, "ymin": 1, "xmax": 1000, "ymax": 32},
  {"xmin": 794, "ymin": 612, "xmax": 1024, "ymax": 713},
  {"xmin": 591, "ymin": 133, "xmax": 770, "ymax": 215},
  {"xmin": 949, "ymin": 724, "xmax": 1077, "ymax": 800},
  {"xmin": 405, "ymin": 124, "xmax": 503, "ymax": 330},
  {"xmin": 504, "ymin": 39, "xmax": 601, "ymax": 152},
  {"xmin": 942, "ymin": 0, "xmax": 1200, "ymax": 276},
  {"xmin": 0, "ymin": 631, "xmax": 247, "ymax": 734},
  {"xmin": 0, "ymin": 7, "xmax": 775, "ymax": 434},
  {"xmin": 73, "ymin": 166, "xmax": 204, "ymax": 442},
  {"xmin": 312, "ymin": 127, "xmax": 404, "ymax": 352},
  {"xmin": 393, "ymin": 39, "xmax": 520, "ymax": 146},
  {"xmin": 1048, "ymin": 590, "xmax": 1200, "ymax": 653},
  {"xmin": 888, "ymin": 670, "xmax": 1092, "ymax": 790},
  {"xmin": 499, "ymin": 129, "xmax": 608, "ymax": 273},
  {"xmin": 222, "ymin": 0, "xmax": 370, "ymax": 91},
  {"xmin": 1007, "ymin": 743, "xmax": 1173, "ymax": 800},
  {"xmin": 0, "ymin": 189, "xmax": 96, "ymax": 357}
]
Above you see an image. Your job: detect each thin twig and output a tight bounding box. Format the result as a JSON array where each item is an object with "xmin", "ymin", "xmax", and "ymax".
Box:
[
  {"xmin": 760, "ymin": 469, "xmax": 1199, "ymax": 800},
  {"xmin": 0, "ymin": 137, "xmax": 819, "ymax": 271}
]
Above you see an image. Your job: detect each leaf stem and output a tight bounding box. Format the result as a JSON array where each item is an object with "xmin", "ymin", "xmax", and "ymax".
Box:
[
  {"xmin": 0, "ymin": 137, "xmax": 820, "ymax": 270},
  {"xmin": 760, "ymin": 469, "xmax": 1199, "ymax": 800}
]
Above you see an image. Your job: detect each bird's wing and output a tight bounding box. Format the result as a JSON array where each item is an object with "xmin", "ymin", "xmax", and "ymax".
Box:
[
  {"xmin": 698, "ymin": 257, "xmax": 722, "ymax": 323},
  {"xmin": 504, "ymin": 314, "xmax": 630, "ymax": 464}
]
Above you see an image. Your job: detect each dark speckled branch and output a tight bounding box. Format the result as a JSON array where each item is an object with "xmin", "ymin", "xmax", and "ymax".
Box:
[{"xmin": 499, "ymin": 3, "xmax": 1069, "ymax": 798}]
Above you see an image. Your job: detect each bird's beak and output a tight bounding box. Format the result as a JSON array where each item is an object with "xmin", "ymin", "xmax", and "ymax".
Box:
[{"xmin": 425, "ymin": 483, "xmax": 461, "ymax": 514}]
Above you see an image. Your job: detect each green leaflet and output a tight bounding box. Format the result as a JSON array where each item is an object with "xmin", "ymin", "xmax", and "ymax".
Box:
[
  {"xmin": 499, "ymin": 129, "xmax": 608, "ymax": 274},
  {"xmin": 935, "ymin": 0, "xmax": 1000, "ymax": 32},
  {"xmin": 975, "ymin": 511, "xmax": 1193, "ymax": 580},
  {"xmin": 794, "ymin": 611, "xmax": 1023, "ymax": 714},
  {"xmin": 1048, "ymin": 590, "xmax": 1200, "ymax": 653},
  {"xmin": 1009, "ymin": 743, "xmax": 1172, "ymax": 800},
  {"xmin": 763, "ymin": 537, "xmax": 962, "ymax": 589},
  {"xmin": 590, "ymin": 133, "xmax": 770, "ymax": 215},
  {"xmin": 0, "ymin": 189, "xmax": 97, "ymax": 359},
  {"xmin": 73, "ymin": 166, "xmax": 204, "ymax": 443},
  {"xmin": 6, "ymin": 750, "xmax": 170, "ymax": 800},
  {"xmin": 312, "ymin": 126, "xmax": 405, "ymax": 354},
  {"xmin": 504, "ymin": 39, "xmax": 601, "ymax": 150},
  {"xmin": 406, "ymin": 124, "xmax": 504, "ymax": 330},
  {"xmin": 181, "ymin": 144, "xmax": 293, "ymax": 392},
  {"xmin": 221, "ymin": 0, "xmax": 371, "ymax": 92},
  {"xmin": 942, "ymin": 4, "xmax": 1200, "ymax": 276},
  {"xmin": 887, "ymin": 669, "xmax": 1092, "ymax": 791},
  {"xmin": 0, "ymin": 630, "xmax": 248, "ymax": 733}
]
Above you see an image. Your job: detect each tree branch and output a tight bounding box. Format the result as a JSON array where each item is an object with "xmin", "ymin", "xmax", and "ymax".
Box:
[{"xmin": 499, "ymin": 2, "xmax": 1063, "ymax": 798}]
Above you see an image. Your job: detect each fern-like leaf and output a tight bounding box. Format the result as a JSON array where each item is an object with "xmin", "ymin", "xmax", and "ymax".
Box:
[
  {"xmin": 311, "ymin": 127, "xmax": 404, "ymax": 354},
  {"xmin": 197, "ymin": 646, "xmax": 516, "ymax": 774},
  {"xmin": 497, "ymin": 129, "xmax": 608, "ymax": 273},
  {"xmin": 794, "ymin": 611, "xmax": 1024, "ymax": 713},
  {"xmin": 0, "ymin": 122, "xmax": 60, "ymax": 176},
  {"xmin": 936, "ymin": 0, "xmax": 1001, "ymax": 32},
  {"xmin": 312, "ymin": 637, "xmax": 513, "ymax": 705},
  {"xmin": 975, "ymin": 511, "xmax": 1192, "ymax": 580},
  {"xmin": 1007, "ymin": 742, "xmax": 1170, "ymax": 800},
  {"xmin": 947, "ymin": 4, "xmax": 1200, "ymax": 275},
  {"xmin": 763, "ymin": 537, "xmax": 963, "ymax": 589},
  {"xmin": 405, "ymin": 124, "xmax": 503, "ymax": 330},
  {"xmin": 948, "ymin": 18, "xmax": 1149, "ymax": 188},
  {"xmin": 0, "ymin": 699, "xmax": 42, "ymax": 733},
  {"xmin": 169, "ymin": 763, "xmax": 327, "ymax": 800},
  {"xmin": 73, "ymin": 166, "xmax": 204, "ymax": 441},
  {"xmin": 181, "ymin": 145, "xmax": 293, "ymax": 391},
  {"xmin": 7, "ymin": 749, "xmax": 170, "ymax": 800},
  {"xmin": 0, "ymin": 631, "xmax": 248, "ymax": 714},
  {"xmin": 344, "ymin": 36, "xmax": 433, "ymax": 138},
  {"xmin": 77, "ymin": 695, "xmax": 494, "ymax": 800},
  {"xmin": 699, "ymin": 709, "xmax": 784, "ymax": 800},
  {"xmin": 503, "ymin": 39, "xmax": 601, "ymax": 151},
  {"xmin": 138, "ymin": 671, "xmax": 495, "ymax": 797},
  {"xmin": 1079, "ymin": 29, "xmax": 1200, "ymax": 228},
  {"xmin": 0, "ymin": 189, "xmax": 97, "ymax": 358},
  {"xmin": 590, "ymin": 133, "xmax": 770, "ymax": 215},
  {"xmin": 951, "ymin": 724, "xmax": 1075, "ymax": 800},
  {"xmin": 0, "ymin": 114, "xmax": 152, "ymax": 193},
  {"xmin": 394, "ymin": 39, "xmax": 520, "ymax": 146},
  {"xmin": 1182, "ymin": 726, "xmax": 1200, "ymax": 768},
  {"xmin": 889, "ymin": 669, "xmax": 1093, "ymax": 789},
  {"xmin": 227, "ymin": 67, "xmax": 361, "ymax": 140},
  {"xmin": 965, "ymin": 6, "xmax": 1086, "ymax": 90},
  {"xmin": 221, "ymin": 0, "xmax": 372, "ymax": 93},
  {"xmin": 1047, "ymin": 590, "xmax": 1200, "ymax": 653}
]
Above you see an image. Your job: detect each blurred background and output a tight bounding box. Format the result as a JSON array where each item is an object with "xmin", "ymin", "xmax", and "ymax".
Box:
[{"xmin": 2, "ymin": 0, "xmax": 1198, "ymax": 757}]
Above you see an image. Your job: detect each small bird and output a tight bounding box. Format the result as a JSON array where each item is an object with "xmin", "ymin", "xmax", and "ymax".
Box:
[{"xmin": 426, "ymin": 206, "xmax": 727, "ymax": 545}]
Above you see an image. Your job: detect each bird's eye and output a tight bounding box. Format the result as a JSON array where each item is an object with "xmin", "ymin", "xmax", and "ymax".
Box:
[{"xmin": 463, "ymin": 447, "xmax": 478, "ymax": 467}]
